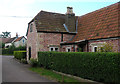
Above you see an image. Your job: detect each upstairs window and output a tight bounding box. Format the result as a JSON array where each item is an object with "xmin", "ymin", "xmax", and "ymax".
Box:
[
  {"xmin": 30, "ymin": 24, "xmax": 33, "ymax": 32},
  {"xmin": 23, "ymin": 40, "xmax": 24, "ymax": 43}
]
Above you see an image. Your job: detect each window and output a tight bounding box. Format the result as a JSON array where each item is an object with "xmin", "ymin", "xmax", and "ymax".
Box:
[
  {"xmin": 66, "ymin": 47, "xmax": 71, "ymax": 52},
  {"xmin": 90, "ymin": 42, "xmax": 106, "ymax": 52},
  {"xmin": 94, "ymin": 47, "xmax": 97, "ymax": 52},
  {"xmin": 23, "ymin": 40, "xmax": 24, "ymax": 43},
  {"xmin": 30, "ymin": 24, "xmax": 33, "ymax": 32},
  {"xmin": 49, "ymin": 47, "xmax": 59, "ymax": 51},
  {"xmin": 55, "ymin": 48, "xmax": 58, "ymax": 51},
  {"xmin": 50, "ymin": 48, "xmax": 53, "ymax": 51}
]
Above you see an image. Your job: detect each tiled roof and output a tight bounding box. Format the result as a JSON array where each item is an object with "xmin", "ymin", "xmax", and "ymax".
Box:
[
  {"xmin": 68, "ymin": 2, "xmax": 120, "ymax": 43},
  {"xmin": 6, "ymin": 37, "xmax": 16, "ymax": 43},
  {"xmin": 34, "ymin": 11, "xmax": 67, "ymax": 33},
  {"xmin": 14, "ymin": 36, "xmax": 23, "ymax": 42}
]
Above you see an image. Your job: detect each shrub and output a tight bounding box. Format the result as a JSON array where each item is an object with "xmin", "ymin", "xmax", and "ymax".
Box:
[
  {"xmin": 29, "ymin": 58, "xmax": 38, "ymax": 67},
  {"xmin": 21, "ymin": 59, "xmax": 27, "ymax": 64},
  {"xmin": 2, "ymin": 45, "xmax": 26, "ymax": 55},
  {"xmin": 14, "ymin": 51, "xmax": 26, "ymax": 60},
  {"xmin": 98, "ymin": 42, "xmax": 114, "ymax": 52},
  {"xmin": 38, "ymin": 52, "xmax": 120, "ymax": 84}
]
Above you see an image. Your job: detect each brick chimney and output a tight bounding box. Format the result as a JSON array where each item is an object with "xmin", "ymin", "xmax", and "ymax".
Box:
[
  {"xmin": 66, "ymin": 7, "xmax": 73, "ymax": 14},
  {"xmin": 65, "ymin": 7, "xmax": 76, "ymax": 32}
]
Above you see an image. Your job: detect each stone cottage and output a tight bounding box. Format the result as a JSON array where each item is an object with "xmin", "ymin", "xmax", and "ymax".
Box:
[{"xmin": 26, "ymin": 2, "xmax": 120, "ymax": 60}]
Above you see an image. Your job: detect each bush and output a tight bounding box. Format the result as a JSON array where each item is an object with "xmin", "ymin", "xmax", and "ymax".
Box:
[
  {"xmin": 2, "ymin": 45, "xmax": 26, "ymax": 55},
  {"xmin": 98, "ymin": 42, "xmax": 114, "ymax": 52},
  {"xmin": 14, "ymin": 51, "xmax": 26, "ymax": 60},
  {"xmin": 38, "ymin": 52, "xmax": 120, "ymax": 84},
  {"xmin": 29, "ymin": 58, "xmax": 38, "ymax": 67},
  {"xmin": 21, "ymin": 59, "xmax": 27, "ymax": 64}
]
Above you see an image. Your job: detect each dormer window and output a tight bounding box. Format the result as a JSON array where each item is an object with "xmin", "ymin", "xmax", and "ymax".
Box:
[{"xmin": 30, "ymin": 23, "xmax": 33, "ymax": 32}]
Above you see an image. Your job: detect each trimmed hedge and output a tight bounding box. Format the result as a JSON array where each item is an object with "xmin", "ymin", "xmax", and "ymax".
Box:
[
  {"xmin": 14, "ymin": 51, "xmax": 26, "ymax": 60},
  {"xmin": 38, "ymin": 52, "xmax": 120, "ymax": 84},
  {"xmin": 2, "ymin": 46, "xmax": 26, "ymax": 55}
]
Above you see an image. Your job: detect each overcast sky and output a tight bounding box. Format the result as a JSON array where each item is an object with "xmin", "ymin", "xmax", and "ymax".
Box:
[{"xmin": 0, "ymin": 0, "xmax": 119, "ymax": 37}]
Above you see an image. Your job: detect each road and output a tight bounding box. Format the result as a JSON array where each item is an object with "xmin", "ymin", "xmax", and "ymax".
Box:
[{"xmin": 2, "ymin": 56, "xmax": 58, "ymax": 84}]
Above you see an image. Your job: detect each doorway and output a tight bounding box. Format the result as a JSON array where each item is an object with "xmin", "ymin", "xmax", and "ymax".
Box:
[{"xmin": 29, "ymin": 47, "xmax": 31, "ymax": 60}]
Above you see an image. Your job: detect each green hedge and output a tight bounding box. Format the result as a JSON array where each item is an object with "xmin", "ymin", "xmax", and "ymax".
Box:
[
  {"xmin": 38, "ymin": 52, "xmax": 120, "ymax": 84},
  {"xmin": 14, "ymin": 51, "xmax": 26, "ymax": 60},
  {"xmin": 2, "ymin": 46, "xmax": 26, "ymax": 55}
]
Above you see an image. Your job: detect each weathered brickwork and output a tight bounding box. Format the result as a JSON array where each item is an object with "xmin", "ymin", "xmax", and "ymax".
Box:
[
  {"xmin": 27, "ymin": 21, "xmax": 37, "ymax": 60},
  {"xmin": 89, "ymin": 38, "xmax": 120, "ymax": 52},
  {"xmin": 37, "ymin": 33, "xmax": 61, "ymax": 51}
]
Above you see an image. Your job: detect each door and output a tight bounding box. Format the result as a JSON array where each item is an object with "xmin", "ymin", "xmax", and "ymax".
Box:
[{"xmin": 29, "ymin": 47, "xmax": 31, "ymax": 60}]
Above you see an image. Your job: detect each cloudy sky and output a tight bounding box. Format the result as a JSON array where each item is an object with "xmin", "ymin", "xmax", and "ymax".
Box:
[{"xmin": 0, "ymin": 0, "xmax": 119, "ymax": 37}]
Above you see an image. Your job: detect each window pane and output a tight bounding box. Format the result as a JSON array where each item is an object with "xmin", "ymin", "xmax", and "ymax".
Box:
[
  {"xmin": 51, "ymin": 48, "xmax": 53, "ymax": 51},
  {"xmin": 55, "ymin": 48, "xmax": 58, "ymax": 51},
  {"xmin": 30, "ymin": 24, "xmax": 33, "ymax": 32},
  {"xmin": 68, "ymin": 49, "xmax": 70, "ymax": 52},
  {"xmin": 94, "ymin": 47, "xmax": 97, "ymax": 52}
]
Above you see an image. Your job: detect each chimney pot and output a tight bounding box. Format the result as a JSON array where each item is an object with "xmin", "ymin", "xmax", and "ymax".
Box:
[{"xmin": 66, "ymin": 7, "xmax": 74, "ymax": 14}]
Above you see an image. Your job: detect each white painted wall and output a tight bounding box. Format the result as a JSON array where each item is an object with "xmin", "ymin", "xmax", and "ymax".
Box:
[
  {"xmin": 5, "ymin": 43, "xmax": 12, "ymax": 48},
  {"xmin": 14, "ymin": 37, "xmax": 27, "ymax": 47}
]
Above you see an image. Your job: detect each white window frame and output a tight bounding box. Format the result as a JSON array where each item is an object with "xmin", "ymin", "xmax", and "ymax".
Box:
[
  {"xmin": 49, "ymin": 47, "xmax": 59, "ymax": 51},
  {"xmin": 90, "ymin": 42, "xmax": 106, "ymax": 52},
  {"xmin": 66, "ymin": 47, "xmax": 71, "ymax": 52},
  {"xmin": 93, "ymin": 46, "xmax": 98, "ymax": 52}
]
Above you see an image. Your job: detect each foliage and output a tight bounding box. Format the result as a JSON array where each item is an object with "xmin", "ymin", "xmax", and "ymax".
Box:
[
  {"xmin": 29, "ymin": 58, "xmax": 38, "ymax": 67},
  {"xmin": 0, "ymin": 42, "xmax": 5, "ymax": 48},
  {"xmin": 38, "ymin": 52, "xmax": 120, "ymax": 84},
  {"xmin": 14, "ymin": 51, "xmax": 26, "ymax": 60},
  {"xmin": 77, "ymin": 48, "xmax": 82, "ymax": 52},
  {"xmin": 98, "ymin": 42, "xmax": 114, "ymax": 52},
  {"xmin": 2, "ymin": 44, "xmax": 26, "ymax": 55},
  {"xmin": 21, "ymin": 59, "xmax": 27, "ymax": 64},
  {"xmin": 0, "ymin": 31, "xmax": 11, "ymax": 38}
]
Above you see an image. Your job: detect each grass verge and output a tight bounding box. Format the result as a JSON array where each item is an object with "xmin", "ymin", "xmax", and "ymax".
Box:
[{"xmin": 29, "ymin": 67, "xmax": 81, "ymax": 83}]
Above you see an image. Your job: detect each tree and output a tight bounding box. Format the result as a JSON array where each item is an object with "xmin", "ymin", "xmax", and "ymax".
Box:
[
  {"xmin": 1, "ymin": 31, "xmax": 11, "ymax": 38},
  {"xmin": 0, "ymin": 42, "xmax": 5, "ymax": 48}
]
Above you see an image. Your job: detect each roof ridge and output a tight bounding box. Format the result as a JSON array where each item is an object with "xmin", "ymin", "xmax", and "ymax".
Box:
[
  {"xmin": 40, "ymin": 10, "xmax": 65, "ymax": 15},
  {"xmin": 79, "ymin": 2, "xmax": 119, "ymax": 18}
]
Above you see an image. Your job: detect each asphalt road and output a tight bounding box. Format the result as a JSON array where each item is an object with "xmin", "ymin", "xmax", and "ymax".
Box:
[{"xmin": 2, "ymin": 56, "xmax": 58, "ymax": 84}]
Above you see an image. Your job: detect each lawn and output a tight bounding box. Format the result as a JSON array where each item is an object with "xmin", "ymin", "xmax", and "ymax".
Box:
[{"xmin": 29, "ymin": 67, "xmax": 82, "ymax": 83}]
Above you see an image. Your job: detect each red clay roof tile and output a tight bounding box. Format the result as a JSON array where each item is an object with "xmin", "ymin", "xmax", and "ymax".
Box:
[{"xmin": 70, "ymin": 2, "xmax": 120, "ymax": 43}]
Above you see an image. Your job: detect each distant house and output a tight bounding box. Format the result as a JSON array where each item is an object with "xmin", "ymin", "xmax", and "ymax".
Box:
[
  {"xmin": 14, "ymin": 36, "xmax": 27, "ymax": 47},
  {"xmin": 5, "ymin": 37, "xmax": 17, "ymax": 48},
  {"xmin": 3, "ymin": 35, "xmax": 27, "ymax": 48},
  {"xmin": 26, "ymin": 2, "xmax": 120, "ymax": 60}
]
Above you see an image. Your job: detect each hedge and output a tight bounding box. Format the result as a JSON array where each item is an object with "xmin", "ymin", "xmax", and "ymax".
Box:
[
  {"xmin": 14, "ymin": 51, "xmax": 26, "ymax": 60},
  {"xmin": 2, "ymin": 46, "xmax": 26, "ymax": 55},
  {"xmin": 38, "ymin": 52, "xmax": 120, "ymax": 84}
]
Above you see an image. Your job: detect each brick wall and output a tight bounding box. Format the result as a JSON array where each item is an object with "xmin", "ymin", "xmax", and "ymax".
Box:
[
  {"xmin": 27, "ymin": 21, "xmax": 37, "ymax": 60},
  {"xmin": 37, "ymin": 33, "xmax": 74, "ymax": 52},
  {"xmin": 89, "ymin": 38, "xmax": 120, "ymax": 52},
  {"xmin": 37, "ymin": 33, "xmax": 61, "ymax": 51}
]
